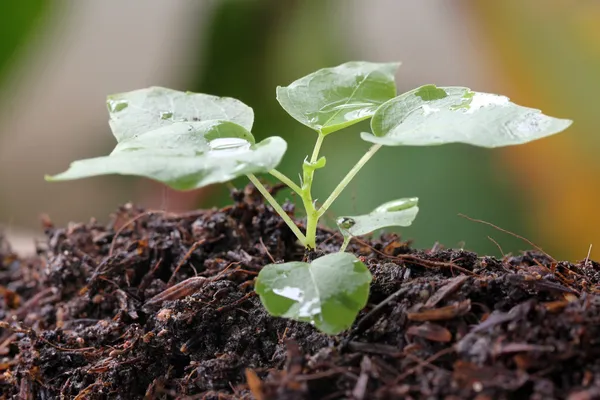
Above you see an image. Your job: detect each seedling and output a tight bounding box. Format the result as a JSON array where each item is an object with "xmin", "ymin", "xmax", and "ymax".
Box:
[{"xmin": 46, "ymin": 61, "xmax": 572, "ymax": 334}]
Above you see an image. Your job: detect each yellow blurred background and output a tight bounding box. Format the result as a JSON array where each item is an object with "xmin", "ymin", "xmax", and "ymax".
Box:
[{"xmin": 0, "ymin": 0, "xmax": 597, "ymax": 261}]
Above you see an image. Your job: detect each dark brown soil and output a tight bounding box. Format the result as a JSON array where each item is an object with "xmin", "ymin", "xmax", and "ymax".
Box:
[{"xmin": 2, "ymin": 185, "xmax": 600, "ymax": 399}]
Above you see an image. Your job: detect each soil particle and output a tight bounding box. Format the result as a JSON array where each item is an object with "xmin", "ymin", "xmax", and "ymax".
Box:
[{"xmin": 1, "ymin": 185, "xmax": 600, "ymax": 399}]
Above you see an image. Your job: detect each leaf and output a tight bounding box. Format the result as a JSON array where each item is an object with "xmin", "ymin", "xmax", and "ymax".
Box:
[
  {"xmin": 47, "ymin": 120, "xmax": 287, "ymax": 190},
  {"xmin": 276, "ymin": 61, "xmax": 400, "ymax": 135},
  {"xmin": 255, "ymin": 252, "xmax": 372, "ymax": 335},
  {"xmin": 363, "ymin": 84, "xmax": 572, "ymax": 148},
  {"xmin": 107, "ymin": 87, "xmax": 254, "ymax": 141},
  {"xmin": 337, "ymin": 197, "xmax": 419, "ymax": 237}
]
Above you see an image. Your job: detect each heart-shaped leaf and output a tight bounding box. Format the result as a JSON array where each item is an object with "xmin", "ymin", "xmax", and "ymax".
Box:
[
  {"xmin": 362, "ymin": 85, "xmax": 572, "ymax": 148},
  {"xmin": 276, "ymin": 61, "xmax": 400, "ymax": 135},
  {"xmin": 107, "ymin": 87, "xmax": 254, "ymax": 141},
  {"xmin": 337, "ymin": 197, "xmax": 419, "ymax": 237},
  {"xmin": 255, "ymin": 252, "xmax": 372, "ymax": 335},
  {"xmin": 47, "ymin": 120, "xmax": 287, "ymax": 190}
]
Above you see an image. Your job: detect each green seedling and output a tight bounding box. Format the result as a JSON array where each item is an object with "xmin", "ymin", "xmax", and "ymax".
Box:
[{"xmin": 46, "ymin": 61, "xmax": 572, "ymax": 334}]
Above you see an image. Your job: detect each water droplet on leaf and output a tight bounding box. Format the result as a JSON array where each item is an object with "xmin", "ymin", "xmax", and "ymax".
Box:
[
  {"xmin": 337, "ymin": 217, "xmax": 356, "ymax": 229},
  {"xmin": 373, "ymin": 197, "xmax": 418, "ymax": 213},
  {"xmin": 208, "ymin": 137, "xmax": 251, "ymax": 155}
]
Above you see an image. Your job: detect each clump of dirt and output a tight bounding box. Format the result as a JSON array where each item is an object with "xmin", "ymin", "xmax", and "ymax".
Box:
[{"xmin": 1, "ymin": 185, "xmax": 600, "ymax": 399}]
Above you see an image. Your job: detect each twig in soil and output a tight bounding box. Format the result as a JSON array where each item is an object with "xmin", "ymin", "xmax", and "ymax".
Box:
[
  {"xmin": 144, "ymin": 276, "xmax": 208, "ymax": 308},
  {"xmin": 278, "ymin": 327, "xmax": 289, "ymax": 344},
  {"xmin": 167, "ymin": 239, "xmax": 206, "ymax": 286},
  {"xmin": 137, "ymin": 258, "xmax": 163, "ymax": 294},
  {"xmin": 73, "ymin": 382, "xmax": 107, "ymax": 400},
  {"xmin": 392, "ymin": 346, "xmax": 455, "ymax": 383},
  {"xmin": 406, "ymin": 300, "xmax": 471, "ymax": 321},
  {"xmin": 403, "ymin": 352, "xmax": 446, "ymax": 374},
  {"xmin": 0, "ymin": 333, "xmax": 17, "ymax": 356},
  {"xmin": 216, "ymin": 291, "xmax": 256, "ymax": 312},
  {"xmin": 585, "ymin": 244, "xmax": 593, "ymax": 266},
  {"xmin": 488, "ymin": 236, "xmax": 505, "ymax": 258},
  {"xmin": 352, "ymin": 236, "xmax": 477, "ymax": 276},
  {"xmin": 38, "ymin": 336, "xmax": 97, "ymax": 353},
  {"xmin": 259, "ymin": 237, "xmax": 276, "ymax": 264},
  {"xmin": 109, "ymin": 210, "xmax": 165, "ymax": 256},
  {"xmin": 233, "ymin": 268, "xmax": 258, "ymax": 276},
  {"xmin": 145, "ymin": 262, "xmax": 240, "ymax": 308},
  {"xmin": 347, "ymin": 285, "xmax": 414, "ymax": 340},
  {"xmin": 352, "ymin": 356, "xmax": 372, "ymax": 400},
  {"xmin": 317, "ymin": 230, "xmax": 341, "ymax": 250},
  {"xmin": 531, "ymin": 258, "xmax": 581, "ymax": 292},
  {"xmin": 294, "ymin": 368, "xmax": 353, "ymax": 382},
  {"xmin": 347, "ymin": 341, "xmax": 402, "ymax": 356},
  {"xmin": 425, "ymin": 275, "xmax": 469, "ymax": 308},
  {"xmin": 459, "ymin": 213, "xmax": 555, "ymax": 262},
  {"xmin": 2, "ymin": 287, "xmax": 58, "ymax": 323}
]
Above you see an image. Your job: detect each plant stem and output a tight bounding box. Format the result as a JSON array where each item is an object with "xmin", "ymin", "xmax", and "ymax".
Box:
[
  {"xmin": 310, "ymin": 133, "xmax": 325, "ymax": 163},
  {"xmin": 318, "ymin": 144, "xmax": 382, "ymax": 216},
  {"xmin": 303, "ymin": 202, "xmax": 319, "ymax": 249},
  {"xmin": 301, "ymin": 133, "xmax": 326, "ymax": 249},
  {"xmin": 339, "ymin": 235, "xmax": 351, "ymax": 253},
  {"xmin": 246, "ymin": 173, "xmax": 307, "ymax": 246},
  {"xmin": 269, "ymin": 169, "xmax": 302, "ymax": 195}
]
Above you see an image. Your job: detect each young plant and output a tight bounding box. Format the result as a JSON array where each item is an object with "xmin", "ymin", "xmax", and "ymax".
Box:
[{"xmin": 46, "ymin": 61, "xmax": 572, "ymax": 334}]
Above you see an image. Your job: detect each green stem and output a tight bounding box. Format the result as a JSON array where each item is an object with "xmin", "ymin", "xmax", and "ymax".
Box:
[
  {"xmin": 303, "ymin": 202, "xmax": 319, "ymax": 249},
  {"xmin": 318, "ymin": 144, "xmax": 382, "ymax": 216},
  {"xmin": 246, "ymin": 173, "xmax": 307, "ymax": 246},
  {"xmin": 301, "ymin": 133, "xmax": 326, "ymax": 249},
  {"xmin": 269, "ymin": 169, "xmax": 302, "ymax": 195},
  {"xmin": 339, "ymin": 235, "xmax": 352, "ymax": 253},
  {"xmin": 310, "ymin": 133, "xmax": 325, "ymax": 163}
]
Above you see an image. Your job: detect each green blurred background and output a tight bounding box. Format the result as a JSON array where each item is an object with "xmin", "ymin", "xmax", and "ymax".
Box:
[{"xmin": 0, "ymin": 0, "xmax": 597, "ymax": 261}]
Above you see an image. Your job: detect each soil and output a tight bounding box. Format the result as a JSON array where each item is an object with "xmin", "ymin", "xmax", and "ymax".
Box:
[{"xmin": 1, "ymin": 184, "xmax": 600, "ymax": 399}]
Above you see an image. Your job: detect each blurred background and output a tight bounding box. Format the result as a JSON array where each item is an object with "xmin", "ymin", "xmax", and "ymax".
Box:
[{"xmin": 0, "ymin": 0, "xmax": 597, "ymax": 261}]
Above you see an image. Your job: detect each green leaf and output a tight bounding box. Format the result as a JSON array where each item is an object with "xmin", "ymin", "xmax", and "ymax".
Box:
[
  {"xmin": 276, "ymin": 61, "xmax": 400, "ymax": 135},
  {"xmin": 363, "ymin": 85, "xmax": 572, "ymax": 148},
  {"xmin": 107, "ymin": 87, "xmax": 254, "ymax": 141},
  {"xmin": 47, "ymin": 120, "xmax": 287, "ymax": 190},
  {"xmin": 255, "ymin": 252, "xmax": 372, "ymax": 335},
  {"xmin": 337, "ymin": 197, "xmax": 419, "ymax": 237}
]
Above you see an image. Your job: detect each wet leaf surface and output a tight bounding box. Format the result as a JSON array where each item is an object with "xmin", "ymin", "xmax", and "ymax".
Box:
[
  {"xmin": 364, "ymin": 84, "xmax": 572, "ymax": 148},
  {"xmin": 255, "ymin": 252, "xmax": 371, "ymax": 335},
  {"xmin": 2, "ymin": 188, "xmax": 600, "ymax": 399},
  {"xmin": 277, "ymin": 61, "xmax": 399, "ymax": 135},
  {"xmin": 337, "ymin": 197, "xmax": 419, "ymax": 237},
  {"xmin": 107, "ymin": 86, "xmax": 254, "ymax": 141},
  {"xmin": 48, "ymin": 121, "xmax": 287, "ymax": 190}
]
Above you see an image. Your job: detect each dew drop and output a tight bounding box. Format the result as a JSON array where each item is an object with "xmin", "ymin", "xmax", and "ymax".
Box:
[
  {"xmin": 337, "ymin": 217, "xmax": 356, "ymax": 230},
  {"xmin": 374, "ymin": 198, "xmax": 418, "ymax": 213},
  {"xmin": 208, "ymin": 137, "xmax": 251, "ymax": 155}
]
